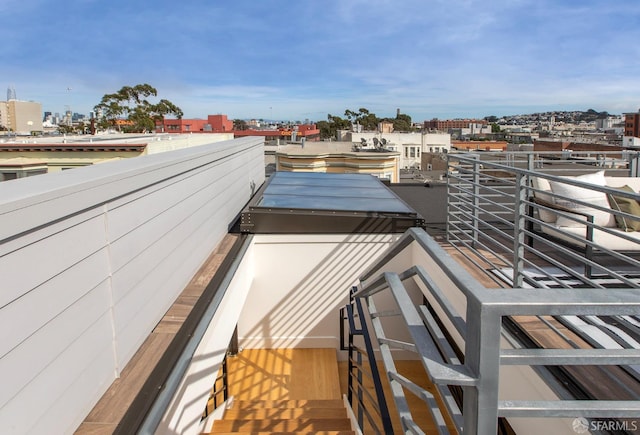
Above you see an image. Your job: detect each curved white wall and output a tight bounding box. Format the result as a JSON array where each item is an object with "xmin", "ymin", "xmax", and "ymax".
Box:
[{"xmin": 0, "ymin": 136, "xmax": 265, "ymax": 434}]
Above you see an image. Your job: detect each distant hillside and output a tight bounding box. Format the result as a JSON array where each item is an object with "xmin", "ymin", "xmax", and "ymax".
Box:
[
  {"xmin": 576, "ymin": 109, "xmax": 610, "ymax": 122},
  {"xmin": 491, "ymin": 109, "xmax": 613, "ymax": 125}
]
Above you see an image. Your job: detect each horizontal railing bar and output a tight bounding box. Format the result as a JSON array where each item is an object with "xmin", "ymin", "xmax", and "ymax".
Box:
[
  {"xmin": 451, "ymin": 202, "xmax": 517, "ymax": 233},
  {"xmin": 475, "ymin": 287, "xmax": 640, "ymax": 315},
  {"xmin": 347, "ymin": 377, "xmax": 383, "ymax": 414},
  {"xmin": 379, "ymin": 337, "xmax": 417, "ymax": 352},
  {"xmin": 500, "ymin": 348, "xmax": 640, "ymax": 365},
  {"xmin": 498, "ymin": 400, "xmax": 640, "ymax": 418},
  {"xmin": 370, "ymin": 309, "xmax": 401, "ymax": 318}
]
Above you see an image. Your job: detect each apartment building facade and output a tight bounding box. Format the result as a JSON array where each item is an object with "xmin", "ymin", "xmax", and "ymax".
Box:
[{"xmin": 0, "ymin": 99, "xmax": 43, "ymax": 135}]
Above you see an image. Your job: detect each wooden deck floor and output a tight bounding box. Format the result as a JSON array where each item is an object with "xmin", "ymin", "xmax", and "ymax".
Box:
[{"xmin": 74, "ymin": 234, "xmax": 238, "ymax": 434}]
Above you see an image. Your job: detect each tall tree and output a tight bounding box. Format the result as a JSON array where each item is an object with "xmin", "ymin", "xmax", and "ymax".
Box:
[
  {"xmin": 94, "ymin": 84, "xmax": 183, "ymax": 133},
  {"xmin": 233, "ymin": 119, "xmax": 248, "ymax": 130},
  {"xmin": 318, "ymin": 114, "xmax": 351, "ymax": 139},
  {"xmin": 344, "ymin": 107, "xmax": 379, "ymax": 131},
  {"xmin": 393, "ymin": 113, "xmax": 413, "ymax": 132}
]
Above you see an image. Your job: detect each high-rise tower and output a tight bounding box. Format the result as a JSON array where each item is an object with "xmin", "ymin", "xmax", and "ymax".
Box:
[{"xmin": 7, "ymin": 86, "xmax": 16, "ymax": 100}]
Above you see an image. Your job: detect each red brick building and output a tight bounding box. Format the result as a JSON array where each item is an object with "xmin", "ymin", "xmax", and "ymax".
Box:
[
  {"xmin": 234, "ymin": 124, "xmax": 320, "ymax": 141},
  {"xmin": 424, "ymin": 119, "xmax": 487, "ymax": 130},
  {"xmin": 156, "ymin": 114, "xmax": 233, "ymax": 133},
  {"xmin": 155, "ymin": 114, "xmax": 320, "ymax": 141},
  {"xmin": 624, "ymin": 111, "xmax": 640, "ymax": 138}
]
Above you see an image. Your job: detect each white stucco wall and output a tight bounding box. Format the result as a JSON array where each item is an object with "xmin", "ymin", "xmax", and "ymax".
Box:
[
  {"xmin": 237, "ymin": 233, "xmax": 400, "ymax": 350},
  {"xmin": 352, "ymin": 132, "xmax": 451, "ymax": 169},
  {"xmin": 0, "ymin": 136, "xmax": 265, "ymax": 434}
]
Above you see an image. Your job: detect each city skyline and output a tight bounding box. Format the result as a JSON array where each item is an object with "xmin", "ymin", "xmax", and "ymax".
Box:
[{"xmin": 3, "ymin": 0, "xmax": 640, "ymax": 122}]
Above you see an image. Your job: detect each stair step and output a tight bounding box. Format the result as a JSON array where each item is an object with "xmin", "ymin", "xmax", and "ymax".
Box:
[
  {"xmin": 223, "ymin": 407, "xmax": 347, "ymax": 420},
  {"xmin": 211, "ymin": 418, "xmax": 353, "ymax": 432},
  {"xmin": 232, "ymin": 399, "xmax": 345, "ymax": 410}
]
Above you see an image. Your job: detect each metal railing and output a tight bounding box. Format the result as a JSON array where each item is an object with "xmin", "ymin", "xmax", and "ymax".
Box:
[
  {"xmin": 346, "ymin": 227, "xmax": 640, "ymax": 434},
  {"xmin": 446, "ymin": 151, "xmax": 640, "ymax": 289},
  {"xmin": 341, "ymin": 287, "xmax": 394, "ymax": 434},
  {"xmin": 202, "ymin": 356, "xmax": 228, "ymax": 419}
]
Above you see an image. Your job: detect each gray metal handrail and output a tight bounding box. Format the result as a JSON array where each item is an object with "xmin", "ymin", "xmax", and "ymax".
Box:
[
  {"xmin": 350, "ymin": 227, "xmax": 640, "ymax": 434},
  {"xmin": 446, "ymin": 151, "xmax": 640, "ymax": 289}
]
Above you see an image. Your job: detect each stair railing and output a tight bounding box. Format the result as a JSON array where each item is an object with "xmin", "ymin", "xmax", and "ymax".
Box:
[
  {"xmin": 341, "ymin": 286, "xmax": 394, "ymax": 434},
  {"xmin": 348, "ymin": 226, "xmax": 640, "ymax": 434},
  {"xmin": 202, "ymin": 328, "xmax": 239, "ymax": 419}
]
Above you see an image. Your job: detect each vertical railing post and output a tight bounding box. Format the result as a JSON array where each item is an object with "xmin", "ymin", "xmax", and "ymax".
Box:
[
  {"xmin": 446, "ymin": 153, "xmax": 453, "ymax": 243},
  {"xmin": 228, "ymin": 326, "xmax": 239, "ymax": 356},
  {"xmin": 356, "ymin": 351, "xmax": 364, "ymax": 428},
  {"xmin": 628, "ymin": 152, "xmax": 640, "ymax": 177},
  {"xmin": 470, "ymin": 153, "xmax": 481, "ymax": 248},
  {"xmin": 463, "ymin": 297, "xmax": 501, "ymax": 435},
  {"xmin": 527, "ymin": 152, "xmax": 535, "ymax": 172},
  {"xmin": 513, "ymin": 172, "xmax": 527, "ymax": 288}
]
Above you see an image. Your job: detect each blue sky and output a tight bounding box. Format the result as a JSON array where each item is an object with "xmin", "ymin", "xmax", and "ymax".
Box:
[{"xmin": 3, "ymin": 0, "xmax": 640, "ymax": 122}]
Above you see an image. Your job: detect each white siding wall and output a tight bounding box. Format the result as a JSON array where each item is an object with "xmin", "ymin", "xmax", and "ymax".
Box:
[{"xmin": 0, "ymin": 137, "xmax": 265, "ymax": 434}]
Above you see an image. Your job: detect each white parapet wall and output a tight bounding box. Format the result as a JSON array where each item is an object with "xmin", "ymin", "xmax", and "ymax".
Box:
[{"xmin": 0, "ymin": 136, "xmax": 265, "ymax": 434}]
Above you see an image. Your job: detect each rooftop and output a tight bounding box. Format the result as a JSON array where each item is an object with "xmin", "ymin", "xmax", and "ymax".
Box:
[
  {"xmin": 2, "ymin": 141, "xmax": 640, "ymax": 434},
  {"xmin": 276, "ymin": 141, "xmax": 399, "ymax": 156}
]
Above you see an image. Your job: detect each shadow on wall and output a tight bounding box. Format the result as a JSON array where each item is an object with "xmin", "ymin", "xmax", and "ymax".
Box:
[{"xmin": 239, "ymin": 218, "xmax": 400, "ymax": 349}]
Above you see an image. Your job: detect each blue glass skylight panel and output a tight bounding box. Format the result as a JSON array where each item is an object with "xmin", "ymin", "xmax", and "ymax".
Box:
[{"xmin": 257, "ymin": 172, "xmax": 414, "ymax": 214}]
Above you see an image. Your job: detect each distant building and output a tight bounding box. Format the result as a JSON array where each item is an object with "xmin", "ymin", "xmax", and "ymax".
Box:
[
  {"xmin": 624, "ymin": 111, "xmax": 640, "ymax": 138},
  {"xmin": 595, "ymin": 115, "xmax": 624, "ymax": 133},
  {"xmin": 0, "ymin": 133, "xmax": 234, "ymax": 181},
  {"xmin": 378, "ymin": 120, "xmax": 394, "ymax": 133},
  {"xmin": 0, "ymin": 100, "xmax": 43, "ymax": 135},
  {"xmin": 156, "ymin": 114, "xmax": 233, "ymax": 133},
  {"xmin": 156, "ymin": 114, "xmax": 320, "ymax": 141},
  {"xmin": 451, "ymin": 140, "xmax": 508, "ymax": 151},
  {"xmin": 275, "ymin": 141, "xmax": 400, "ymax": 182},
  {"xmin": 347, "ymin": 132, "xmax": 451, "ymax": 169},
  {"xmin": 424, "ymin": 118, "xmax": 488, "ymax": 131},
  {"xmin": 234, "ymin": 124, "xmax": 320, "ymax": 141}
]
